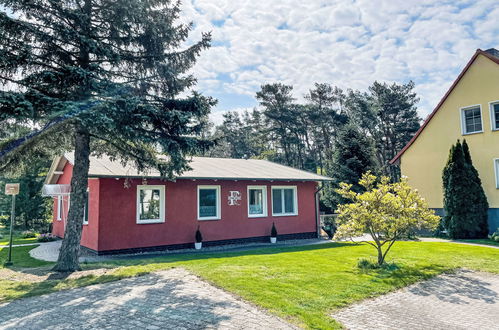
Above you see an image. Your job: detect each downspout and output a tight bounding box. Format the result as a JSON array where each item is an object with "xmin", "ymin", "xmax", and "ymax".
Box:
[{"xmin": 314, "ymin": 183, "xmax": 325, "ymax": 238}]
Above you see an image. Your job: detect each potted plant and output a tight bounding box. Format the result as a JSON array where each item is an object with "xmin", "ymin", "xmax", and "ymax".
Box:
[
  {"xmin": 195, "ymin": 225, "xmax": 203, "ymax": 250},
  {"xmin": 270, "ymin": 222, "xmax": 277, "ymax": 243}
]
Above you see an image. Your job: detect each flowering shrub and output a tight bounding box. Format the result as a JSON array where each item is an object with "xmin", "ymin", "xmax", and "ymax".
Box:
[
  {"xmin": 37, "ymin": 233, "xmax": 57, "ymax": 242},
  {"xmin": 21, "ymin": 230, "xmax": 37, "ymax": 238},
  {"xmin": 335, "ymin": 173, "xmax": 440, "ymax": 265}
]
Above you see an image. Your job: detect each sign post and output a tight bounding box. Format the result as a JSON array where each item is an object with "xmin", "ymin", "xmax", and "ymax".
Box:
[{"xmin": 4, "ymin": 183, "xmax": 20, "ymax": 266}]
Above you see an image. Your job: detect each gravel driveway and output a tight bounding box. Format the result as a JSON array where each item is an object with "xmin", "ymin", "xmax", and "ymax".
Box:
[
  {"xmin": 333, "ymin": 270, "xmax": 499, "ymax": 330},
  {"xmin": 0, "ymin": 268, "xmax": 294, "ymax": 330}
]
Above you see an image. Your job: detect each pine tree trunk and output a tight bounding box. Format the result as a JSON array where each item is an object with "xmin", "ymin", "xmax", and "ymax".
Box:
[{"xmin": 53, "ymin": 124, "xmax": 90, "ymax": 272}]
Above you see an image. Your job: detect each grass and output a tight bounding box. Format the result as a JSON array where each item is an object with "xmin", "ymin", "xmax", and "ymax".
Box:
[
  {"xmin": 0, "ymin": 225, "xmax": 39, "ymax": 246},
  {"xmin": 459, "ymin": 239, "xmax": 499, "ymax": 247},
  {"xmin": 1, "ymin": 241, "xmax": 499, "ymax": 329},
  {"xmin": 0, "ymin": 237, "xmax": 38, "ymax": 246}
]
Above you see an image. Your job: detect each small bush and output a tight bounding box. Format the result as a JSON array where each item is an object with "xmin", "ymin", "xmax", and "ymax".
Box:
[
  {"xmin": 0, "ymin": 234, "xmax": 3, "ymax": 239},
  {"xmin": 37, "ymin": 233, "xmax": 57, "ymax": 242},
  {"xmin": 20, "ymin": 230, "xmax": 37, "ymax": 238},
  {"xmin": 271, "ymin": 222, "xmax": 277, "ymax": 238},
  {"xmin": 357, "ymin": 258, "xmax": 399, "ymax": 271},
  {"xmin": 489, "ymin": 228, "xmax": 499, "ymax": 242}
]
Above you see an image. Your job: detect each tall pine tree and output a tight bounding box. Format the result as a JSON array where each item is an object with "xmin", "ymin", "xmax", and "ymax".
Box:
[
  {"xmin": 324, "ymin": 123, "xmax": 378, "ymax": 210},
  {"xmin": 0, "ymin": 1, "xmax": 215, "ymax": 271},
  {"xmin": 443, "ymin": 140, "xmax": 488, "ymax": 238},
  {"xmin": 346, "ymin": 81, "xmax": 421, "ymax": 180}
]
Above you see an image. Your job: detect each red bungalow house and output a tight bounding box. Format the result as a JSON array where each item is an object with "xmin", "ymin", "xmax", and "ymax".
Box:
[{"xmin": 44, "ymin": 153, "xmax": 331, "ymax": 254}]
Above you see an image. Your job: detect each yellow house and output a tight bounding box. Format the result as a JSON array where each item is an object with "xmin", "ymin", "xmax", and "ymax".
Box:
[{"xmin": 391, "ymin": 48, "xmax": 499, "ymax": 233}]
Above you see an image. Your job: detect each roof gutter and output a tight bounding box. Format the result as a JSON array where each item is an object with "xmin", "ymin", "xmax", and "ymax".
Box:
[{"xmin": 87, "ymin": 174, "xmax": 333, "ymax": 182}]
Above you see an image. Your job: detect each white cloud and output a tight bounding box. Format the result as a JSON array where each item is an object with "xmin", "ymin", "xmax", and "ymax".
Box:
[
  {"xmin": 209, "ymin": 107, "xmax": 254, "ymax": 125},
  {"xmin": 181, "ymin": 0, "xmax": 499, "ymax": 117}
]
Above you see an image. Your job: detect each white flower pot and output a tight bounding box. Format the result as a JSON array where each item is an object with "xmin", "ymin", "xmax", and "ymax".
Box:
[
  {"xmin": 194, "ymin": 242, "xmax": 202, "ymax": 250},
  {"xmin": 270, "ymin": 237, "xmax": 277, "ymax": 244}
]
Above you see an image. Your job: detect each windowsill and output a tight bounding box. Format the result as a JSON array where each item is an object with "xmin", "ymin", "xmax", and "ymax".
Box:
[
  {"xmin": 197, "ymin": 217, "xmax": 221, "ymax": 221},
  {"xmin": 83, "ymin": 223, "xmax": 89, "ymax": 226},
  {"xmin": 136, "ymin": 219, "xmax": 165, "ymax": 224},
  {"xmin": 462, "ymin": 130, "xmax": 484, "ymax": 136},
  {"xmin": 248, "ymin": 214, "xmax": 268, "ymax": 218},
  {"xmin": 272, "ymin": 213, "xmax": 298, "ymax": 217}
]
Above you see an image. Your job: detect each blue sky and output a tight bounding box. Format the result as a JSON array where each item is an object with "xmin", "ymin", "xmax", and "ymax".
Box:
[{"xmin": 180, "ymin": 0, "xmax": 498, "ymax": 123}]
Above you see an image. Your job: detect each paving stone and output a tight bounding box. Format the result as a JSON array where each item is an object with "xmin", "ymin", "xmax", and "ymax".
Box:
[
  {"xmin": 0, "ymin": 268, "xmax": 295, "ymax": 330},
  {"xmin": 332, "ymin": 270, "xmax": 499, "ymax": 330}
]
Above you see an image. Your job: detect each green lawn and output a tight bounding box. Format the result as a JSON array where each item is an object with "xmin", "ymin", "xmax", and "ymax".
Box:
[
  {"xmin": 459, "ymin": 239, "xmax": 499, "ymax": 247},
  {"xmin": 0, "ymin": 237, "xmax": 38, "ymax": 246},
  {"xmin": 1, "ymin": 242, "xmax": 499, "ymax": 329},
  {"xmin": 0, "ymin": 226, "xmax": 39, "ymax": 246}
]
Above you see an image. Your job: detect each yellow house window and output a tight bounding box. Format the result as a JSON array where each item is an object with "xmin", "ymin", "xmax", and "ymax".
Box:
[
  {"xmin": 490, "ymin": 101, "xmax": 499, "ymax": 131},
  {"xmin": 460, "ymin": 105, "xmax": 483, "ymax": 135}
]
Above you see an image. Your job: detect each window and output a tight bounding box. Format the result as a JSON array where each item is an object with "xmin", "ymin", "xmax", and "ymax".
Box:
[
  {"xmin": 495, "ymin": 159, "xmax": 499, "ymax": 189},
  {"xmin": 57, "ymin": 196, "xmax": 63, "ymax": 220},
  {"xmin": 136, "ymin": 185, "xmax": 165, "ymax": 224},
  {"xmin": 197, "ymin": 185, "xmax": 221, "ymax": 220},
  {"xmin": 271, "ymin": 186, "xmax": 298, "ymax": 216},
  {"xmin": 83, "ymin": 190, "xmax": 89, "ymax": 225},
  {"xmin": 247, "ymin": 186, "xmax": 267, "ymax": 217},
  {"xmin": 490, "ymin": 101, "xmax": 499, "ymax": 131},
  {"xmin": 461, "ymin": 105, "xmax": 483, "ymax": 134}
]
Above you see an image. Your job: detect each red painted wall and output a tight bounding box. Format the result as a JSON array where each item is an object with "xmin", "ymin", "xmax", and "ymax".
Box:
[
  {"xmin": 52, "ymin": 162, "xmax": 100, "ymax": 251},
  {"xmin": 52, "ymin": 163, "xmax": 318, "ymax": 252},
  {"xmin": 98, "ymin": 178, "xmax": 317, "ymax": 252}
]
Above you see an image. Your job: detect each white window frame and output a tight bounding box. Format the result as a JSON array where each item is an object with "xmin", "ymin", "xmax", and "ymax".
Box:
[
  {"xmin": 57, "ymin": 196, "xmax": 63, "ymax": 220},
  {"xmin": 489, "ymin": 100, "xmax": 499, "ymax": 131},
  {"xmin": 271, "ymin": 185, "xmax": 298, "ymax": 217},
  {"xmin": 495, "ymin": 159, "xmax": 499, "ymax": 189},
  {"xmin": 197, "ymin": 185, "xmax": 221, "ymax": 221},
  {"xmin": 460, "ymin": 104, "xmax": 483, "ymax": 135},
  {"xmin": 136, "ymin": 185, "xmax": 165, "ymax": 224},
  {"xmin": 247, "ymin": 185, "xmax": 268, "ymax": 218}
]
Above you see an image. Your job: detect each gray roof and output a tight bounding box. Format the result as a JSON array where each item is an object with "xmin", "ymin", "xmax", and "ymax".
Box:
[{"xmin": 45, "ymin": 153, "xmax": 332, "ymax": 183}]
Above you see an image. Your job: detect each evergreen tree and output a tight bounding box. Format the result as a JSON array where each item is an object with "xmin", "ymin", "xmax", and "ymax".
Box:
[
  {"xmin": 0, "ymin": 1, "xmax": 215, "ymax": 271},
  {"xmin": 0, "ymin": 159, "xmax": 52, "ymax": 231},
  {"xmin": 462, "ymin": 140, "xmax": 489, "ymax": 236},
  {"xmin": 346, "ymin": 81, "xmax": 421, "ymax": 180},
  {"xmin": 304, "ymin": 83, "xmax": 348, "ymax": 174},
  {"xmin": 256, "ymin": 83, "xmax": 299, "ymax": 167},
  {"xmin": 443, "ymin": 140, "xmax": 488, "ymax": 238},
  {"xmin": 324, "ymin": 123, "xmax": 378, "ymax": 209}
]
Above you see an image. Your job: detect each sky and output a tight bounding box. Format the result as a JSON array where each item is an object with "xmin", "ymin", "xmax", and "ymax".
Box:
[{"xmin": 180, "ymin": 0, "xmax": 499, "ymax": 124}]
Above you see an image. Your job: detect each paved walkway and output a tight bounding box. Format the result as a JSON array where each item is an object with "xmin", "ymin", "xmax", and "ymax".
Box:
[
  {"xmin": 0, "ymin": 268, "xmax": 295, "ymax": 330},
  {"xmin": 332, "ymin": 270, "xmax": 499, "ymax": 330}
]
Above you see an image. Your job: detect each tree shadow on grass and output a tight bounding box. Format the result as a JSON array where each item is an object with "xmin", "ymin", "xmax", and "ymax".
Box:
[
  {"xmin": 0, "ymin": 270, "xmax": 244, "ymax": 329},
  {"xmin": 357, "ymin": 262, "xmax": 452, "ymax": 288}
]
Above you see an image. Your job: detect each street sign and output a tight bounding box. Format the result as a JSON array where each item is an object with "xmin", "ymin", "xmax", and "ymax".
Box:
[
  {"xmin": 5, "ymin": 183, "xmax": 20, "ymax": 195},
  {"xmin": 4, "ymin": 183, "xmax": 19, "ymax": 266}
]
